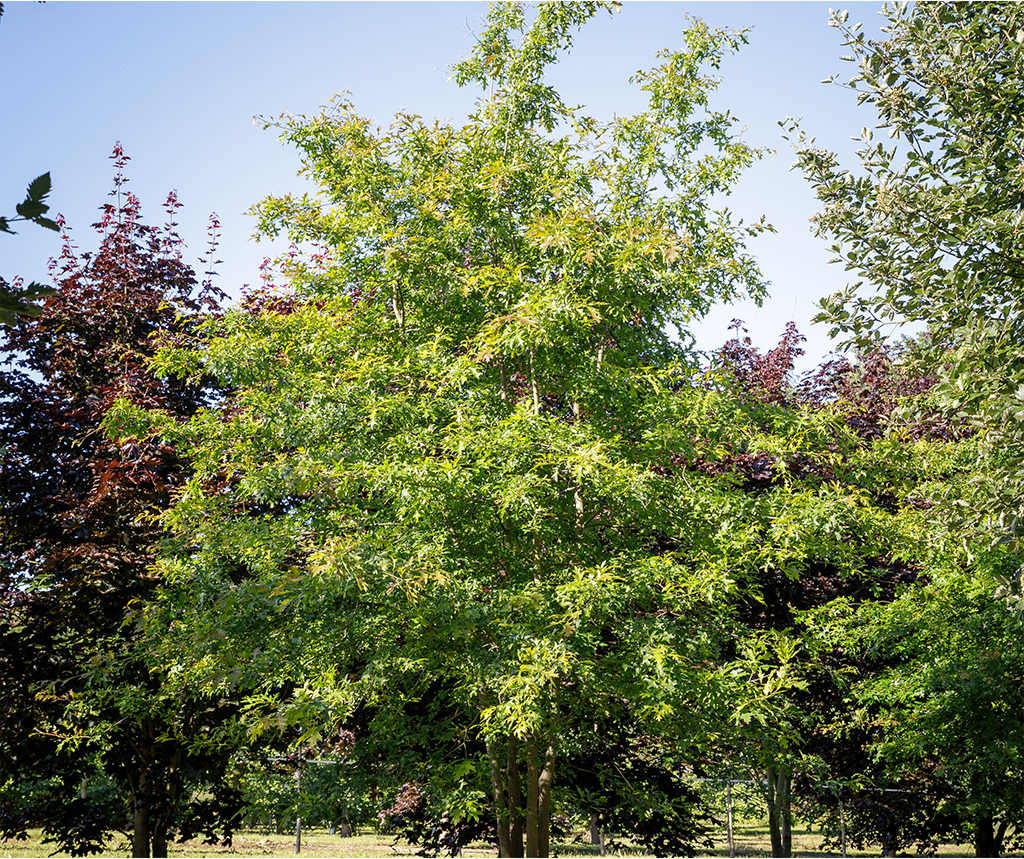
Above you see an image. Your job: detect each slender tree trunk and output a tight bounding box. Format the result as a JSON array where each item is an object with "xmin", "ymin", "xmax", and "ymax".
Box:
[
  {"xmin": 537, "ymin": 742, "xmax": 555, "ymax": 858},
  {"xmin": 765, "ymin": 765, "xmax": 791, "ymax": 858},
  {"xmin": 132, "ymin": 771, "xmax": 151, "ymax": 859},
  {"xmin": 392, "ymin": 285, "xmax": 405, "ymax": 333},
  {"xmin": 526, "ymin": 738, "xmax": 539, "ymax": 858},
  {"xmin": 152, "ymin": 748, "xmax": 184, "ymax": 859},
  {"xmin": 487, "ymin": 735, "xmax": 512, "ymax": 859},
  {"xmin": 880, "ymin": 819, "xmax": 898, "ymax": 857},
  {"xmin": 589, "ymin": 812, "xmax": 605, "ymax": 854},
  {"xmin": 508, "ymin": 736, "xmax": 524, "ymax": 858},
  {"xmin": 529, "ymin": 349, "xmax": 540, "ymax": 414},
  {"xmin": 780, "ymin": 769, "xmax": 791, "ymax": 858},
  {"xmin": 995, "ymin": 820, "xmax": 1008, "ymax": 856},
  {"xmin": 766, "ymin": 766, "xmax": 780, "ymax": 858},
  {"xmin": 570, "ymin": 400, "xmax": 584, "ymax": 542},
  {"xmin": 151, "ymin": 815, "xmax": 169, "ymax": 859}
]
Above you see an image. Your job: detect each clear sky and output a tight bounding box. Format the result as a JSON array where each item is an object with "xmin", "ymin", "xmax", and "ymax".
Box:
[{"xmin": 1, "ymin": 1, "xmax": 887, "ymax": 373}]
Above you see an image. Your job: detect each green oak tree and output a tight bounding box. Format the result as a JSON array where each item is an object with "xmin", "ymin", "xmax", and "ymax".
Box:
[{"xmin": 110, "ymin": 4, "xmax": 776, "ymax": 856}]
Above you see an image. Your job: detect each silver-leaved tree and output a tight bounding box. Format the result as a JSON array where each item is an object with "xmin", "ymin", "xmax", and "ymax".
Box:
[{"xmin": 785, "ymin": 1, "xmax": 1024, "ymax": 602}]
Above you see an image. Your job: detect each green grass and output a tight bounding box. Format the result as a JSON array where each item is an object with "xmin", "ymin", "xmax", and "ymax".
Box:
[{"xmin": 0, "ymin": 822, "xmax": 989, "ymax": 858}]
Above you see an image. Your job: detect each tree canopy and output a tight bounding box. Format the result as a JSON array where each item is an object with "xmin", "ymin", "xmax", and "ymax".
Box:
[
  {"xmin": 785, "ymin": 1, "xmax": 1024, "ymax": 591},
  {"xmin": 4, "ymin": 4, "xmax": 1023, "ymax": 859}
]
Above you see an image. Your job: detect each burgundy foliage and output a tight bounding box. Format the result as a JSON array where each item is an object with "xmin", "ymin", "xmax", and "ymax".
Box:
[
  {"xmin": 0, "ymin": 146, "xmax": 237, "ymax": 858},
  {"xmin": 701, "ymin": 321, "xmax": 969, "ymax": 855},
  {"xmin": 378, "ymin": 782, "xmax": 497, "ymax": 859}
]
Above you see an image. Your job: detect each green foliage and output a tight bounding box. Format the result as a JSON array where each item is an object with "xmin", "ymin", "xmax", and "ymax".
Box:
[
  {"xmin": 1, "ymin": 172, "xmax": 59, "ymax": 325},
  {"xmin": 116, "ymin": 5, "xmax": 783, "ymax": 855},
  {"xmin": 135, "ymin": 0, "xmax": 773, "ymax": 711},
  {"xmin": 0, "ymin": 172, "xmax": 60, "ymax": 235},
  {"xmin": 804, "ymin": 568, "xmax": 1024, "ymax": 855},
  {"xmin": 785, "ymin": 2, "xmax": 1024, "ymax": 576}
]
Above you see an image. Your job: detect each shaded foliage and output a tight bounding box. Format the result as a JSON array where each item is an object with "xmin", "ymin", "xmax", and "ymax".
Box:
[
  {"xmin": 379, "ymin": 782, "xmax": 497, "ymax": 859},
  {"xmin": 563, "ymin": 729, "xmax": 717, "ymax": 857}
]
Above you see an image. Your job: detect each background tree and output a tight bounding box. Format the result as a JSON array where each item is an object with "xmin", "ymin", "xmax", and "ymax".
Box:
[
  {"xmin": 0, "ymin": 146, "xmax": 240, "ymax": 858},
  {"xmin": 785, "ymin": 1, "xmax": 1024, "ymax": 588},
  {"xmin": 702, "ymin": 322, "xmax": 981, "ymax": 857},
  {"xmin": 804, "ymin": 570, "xmax": 1024, "ymax": 857}
]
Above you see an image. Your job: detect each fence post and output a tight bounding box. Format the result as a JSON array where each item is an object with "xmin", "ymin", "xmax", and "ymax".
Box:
[
  {"xmin": 295, "ymin": 762, "xmax": 302, "ymax": 855},
  {"xmin": 838, "ymin": 800, "xmax": 847, "ymax": 859},
  {"xmin": 726, "ymin": 780, "xmax": 735, "ymax": 859}
]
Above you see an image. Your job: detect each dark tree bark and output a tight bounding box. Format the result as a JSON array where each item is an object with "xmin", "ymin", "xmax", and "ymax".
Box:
[
  {"xmin": 521, "ymin": 735, "xmax": 556, "ymax": 858},
  {"xmin": 974, "ymin": 815, "xmax": 999, "ymax": 858},
  {"xmin": 488, "ymin": 734, "xmax": 512, "ymax": 858},
  {"xmin": 151, "ymin": 814, "xmax": 169, "ymax": 859},
  {"xmin": 537, "ymin": 741, "xmax": 555, "ymax": 858},
  {"xmin": 766, "ymin": 765, "xmax": 792, "ymax": 858},
  {"xmin": 508, "ymin": 735, "xmax": 524, "ymax": 858},
  {"xmin": 526, "ymin": 738, "xmax": 539, "ymax": 858},
  {"xmin": 132, "ymin": 771, "xmax": 151, "ymax": 859}
]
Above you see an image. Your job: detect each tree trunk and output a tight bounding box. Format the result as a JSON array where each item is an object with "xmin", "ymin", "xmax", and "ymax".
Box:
[
  {"xmin": 151, "ymin": 815, "xmax": 169, "ymax": 859},
  {"xmin": 526, "ymin": 738, "xmax": 539, "ymax": 858},
  {"xmin": 522, "ymin": 736, "xmax": 554, "ymax": 858},
  {"xmin": 392, "ymin": 285, "xmax": 405, "ymax": 333},
  {"xmin": 880, "ymin": 819, "xmax": 898, "ymax": 857},
  {"xmin": 529, "ymin": 349, "xmax": 540, "ymax": 414},
  {"xmin": 132, "ymin": 771, "xmax": 151, "ymax": 858},
  {"xmin": 537, "ymin": 742, "xmax": 554, "ymax": 859},
  {"xmin": 781, "ymin": 771, "xmax": 791, "ymax": 858},
  {"xmin": 508, "ymin": 736, "xmax": 524, "ymax": 858},
  {"xmin": 488, "ymin": 735, "xmax": 512, "ymax": 859},
  {"xmin": 996, "ymin": 821, "xmax": 1008, "ymax": 856},
  {"xmin": 765, "ymin": 765, "xmax": 791, "ymax": 858},
  {"xmin": 974, "ymin": 815, "xmax": 999, "ymax": 857}
]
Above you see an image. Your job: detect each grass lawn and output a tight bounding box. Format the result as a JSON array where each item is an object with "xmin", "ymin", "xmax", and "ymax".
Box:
[{"xmin": 0, "ymin": 819, "xmax": 994, "ymax": 858}]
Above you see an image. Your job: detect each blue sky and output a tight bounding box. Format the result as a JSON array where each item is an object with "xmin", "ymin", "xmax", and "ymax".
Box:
[{"xmin": 1, "ymin": 1, "xmax": 887, "ymax": 372}]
